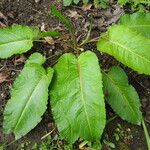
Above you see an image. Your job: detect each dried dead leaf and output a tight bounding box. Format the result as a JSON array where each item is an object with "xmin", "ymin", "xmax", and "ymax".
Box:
[
  {"xmin": 0, "ymin": 12, "xmax": 7, "ymax": 21},
  {"xmin": 79, "ymin": 141, "xmax": 89, "ymax": 150},
  {"xmin": 0, "ymin": 21, "xmax": 6, "ymax": 27},
  {"xmin": 15, "ymin": 55, "xmax": 26, "ymax": 64},
  {"xmin": 82, "ymin": 4, "xmax": 92, "ymax": 11},
  {"xmin": 68, "ymin": 10, "xmax": 82, "ymax": 20},
  {"xmin": 0, "ymin": 71, "xmax": 10, "ymax": 83},
  {"xmin": 0, "ymin": 11, "xmax": 8, "ymax": 26},
  {"xmin": 41, "ymin": 22, "xmax": 55, "ymax": 44},
  {"xmin": 44, "ymin": 37, "xmax": 55, "ymax": 44},
  {"xmin": 41, "ymin": 22, "xmax": 46, "ymax": 31}
]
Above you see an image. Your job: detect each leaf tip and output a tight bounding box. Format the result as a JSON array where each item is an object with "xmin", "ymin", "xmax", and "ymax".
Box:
[{"xmin": 26, "ymin": 53, "xmax": 46, "ymax": 65}]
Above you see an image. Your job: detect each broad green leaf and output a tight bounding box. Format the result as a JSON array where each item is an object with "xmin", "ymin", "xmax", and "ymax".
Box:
[
  {"xmin": 120, "ymin": 12, "xmax": 150, "ymax": 38},
  {"xmin": 50, "ymin": 51, "xmax": 106, "ymax": 143},
  {"xmin": 3, "ymin": 53, "xmax": 54, "ymax": 139},
  {"xmin": 103, "ymin": 66, "xmax": 142, "ymax": 125},
  {"xmin": 97, "ymin": 25, "xmax": 150, "ymax": 75},
  {"xmin": 0, "ymin": 25, "xmax": 40, "ymax": 58}
]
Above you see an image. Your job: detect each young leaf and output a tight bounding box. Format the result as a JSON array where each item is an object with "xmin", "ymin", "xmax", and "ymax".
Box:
[
  {"xmin": 94, "ymin": 0, "xmax": 108, "ymax": 8},
  {"xmin": 3, "ymin": 53, "xmax": 54, "ymax": 139},
  {"xmin": 63, "ymin": 0, "xmax": 72, "ymax": 6},
  {"xmin": 50, "ymin": 5, "xmax": 74, "ymax": 35},
  {"xmin": 63, "ymin": 0, "xmax": 108, "ymax": 8},
  {"xmin": 97, "ymin": 25, "xmax": 150, "ymax": 75},
  {"xmin": 117, "ymin": 0, "xmax": 129, "ymax": 5},
  {"xmin": 74, "ymin": 0, "xmax": 80, "ymax": 4},
  {"xmin": 63, "ymin": 0, "xmax": 89, "ymax": 5},
  {"xmin": 103, "ymin": 66, "xmax": 142, "ymax": 125},
  {"xmin": 50, "ymin": 5, "xmax": 77, "ymax": 48},
  {"xmin": 83, "ymin": 0, "xmax": 89, "ymax": 3},
  {"xmin": 0, "ymin": 25, "xmax": 40, "ymax": 58},
  {"xmin": 50, "ymin": 51, "xmax": 106, "ymax": 143},
  {"xmin": 119, "ymin": 12, "xmax": 150, "ymax": 38},
  {"xmin": 41, "ymin": 31, "xmax": 62, "ymax": 38},
  {"xmin": 118, "ymin": 0, "xmax": 150, "ymax": 6}
]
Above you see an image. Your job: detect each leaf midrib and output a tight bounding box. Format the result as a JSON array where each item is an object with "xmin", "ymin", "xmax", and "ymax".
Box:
[
  {"xmin": 128, "ymin": 25, "xmax": 150, "ymax": 27},
  {"xmin": 77, "ymin": 63, "xmax": 93, "ymax": 138},
  {"xmin": 109, "ymin": 39, "xmax": 150, "ymax": 64},
  {"xmin": 0, "ymin": 40, "xmax": 31, "ymax": 47},
  {"xmin": 104, "ymin": 72, "xmax": 137, "ymax": 117},
  {"xmin": 13, "ymin": 76, "xmax": 45, "ymax": 131}
]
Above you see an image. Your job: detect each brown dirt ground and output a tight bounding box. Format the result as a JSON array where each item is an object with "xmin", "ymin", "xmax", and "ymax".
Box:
[{"xmin": 0, "ymin": 0, "xmax": 150, "ymax": 149}]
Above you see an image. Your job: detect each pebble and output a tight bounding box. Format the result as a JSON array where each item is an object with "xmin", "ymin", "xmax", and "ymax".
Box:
[{"xmin": 35, "ymin": 0, "xmax": 41, "ymax": 3}]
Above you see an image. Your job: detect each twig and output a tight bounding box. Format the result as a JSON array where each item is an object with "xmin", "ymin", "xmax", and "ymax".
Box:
[
  {"xmin": 41, "ymin": 128, "xmax": 55, "ymax": 140},
  {"xmin": 106, "ymin": 115, "xmax": 117, "ymax": 125}
]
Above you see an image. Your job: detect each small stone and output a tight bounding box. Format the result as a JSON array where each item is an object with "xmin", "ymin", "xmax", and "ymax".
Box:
[
  {"xmin": 126, "ymin": 128, "xmax": 131, "ymax": 132},
  {"xmin": 35, "ymin": 0, "xmax": 40, "ymax": 3}
]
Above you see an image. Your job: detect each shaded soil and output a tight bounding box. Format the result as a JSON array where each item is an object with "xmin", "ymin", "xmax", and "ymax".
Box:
[{"xmin": 0, "ymin": 0, "xmax": 150, "ymax": 149}]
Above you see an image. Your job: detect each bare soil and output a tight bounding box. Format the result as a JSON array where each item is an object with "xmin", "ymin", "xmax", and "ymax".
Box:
[{"xmin": 0, "ymin": 0, "xmax": 150, "ymax": 149}]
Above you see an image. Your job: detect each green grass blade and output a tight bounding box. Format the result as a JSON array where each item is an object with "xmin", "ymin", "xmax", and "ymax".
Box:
[{"xmin": 142, "ymin": 119, "xmax": 150, "ymax": 150}]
